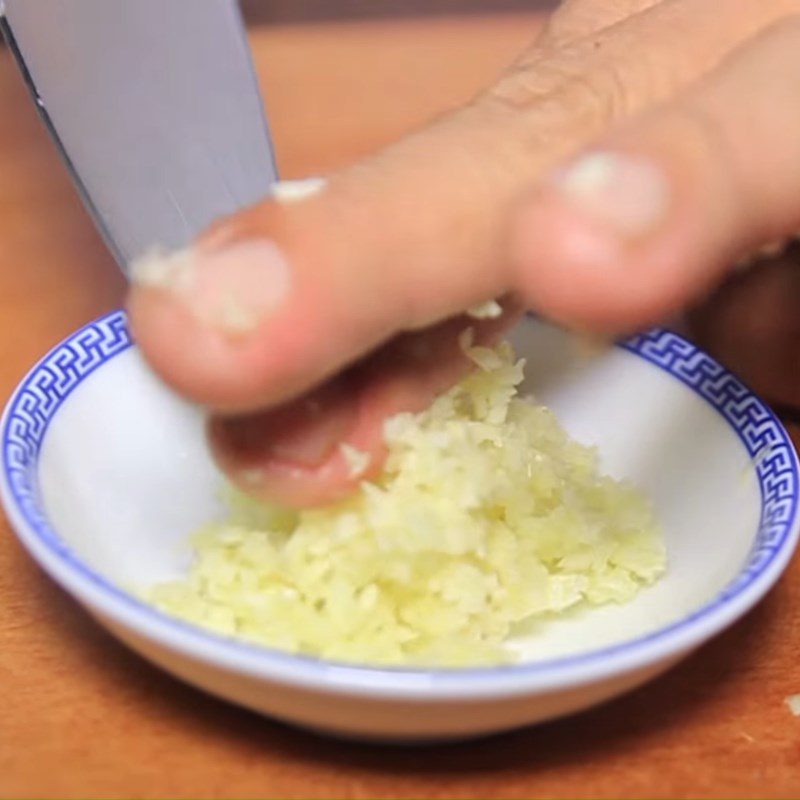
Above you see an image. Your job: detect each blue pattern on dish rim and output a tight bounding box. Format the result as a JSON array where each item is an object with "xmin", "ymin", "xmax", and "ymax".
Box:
[{"xmin": 2, "ymin": 310, "xmax": 798, "ymax": 680}]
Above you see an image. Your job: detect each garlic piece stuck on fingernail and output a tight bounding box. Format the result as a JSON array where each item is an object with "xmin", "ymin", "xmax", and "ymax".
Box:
[
  {"xmin": 130, "ymin": 246, "xmax": 196, "ymax": 295},
  {"xmin": 467, "ymin": 300, "xmax": 503, "ymax": 320},
  {"xmin": 270, "ymin": 177, "xmax": 327, "ymax": 204}
]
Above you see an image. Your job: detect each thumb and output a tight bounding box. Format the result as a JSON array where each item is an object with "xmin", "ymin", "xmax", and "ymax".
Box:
[{"xmin": 126, "ymin": 103, "xmax": 526, "ymax": 414}]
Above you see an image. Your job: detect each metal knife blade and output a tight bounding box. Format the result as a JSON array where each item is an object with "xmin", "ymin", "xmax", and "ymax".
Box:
[{"xmin": 1, "ymin": 0, "xmax": 278, "ymax": 269}]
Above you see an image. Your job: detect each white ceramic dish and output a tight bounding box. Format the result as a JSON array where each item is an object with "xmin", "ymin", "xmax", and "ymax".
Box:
[{"xmin": 1, "ymin": 311, "xmax": 798, "ymax": 742}]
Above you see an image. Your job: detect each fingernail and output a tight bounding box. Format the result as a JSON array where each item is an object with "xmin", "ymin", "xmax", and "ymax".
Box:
[
  {"xmin": 553, "ymin": 152, "xmax": 670, "ymax": 238},
  {"xmin": 270, "ymin": 177, "xmax": 327, "ymax": 204},
  {"xmin": 214, "ymin": 379, "xmax": 357, "ymax": 469},
  {"xmin": 131, "ymin": 240, "xmax": 291, "ymax": 336}
]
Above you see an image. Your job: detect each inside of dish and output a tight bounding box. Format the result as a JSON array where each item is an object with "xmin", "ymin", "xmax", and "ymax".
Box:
[
  {"xmin": 146, "ymin": 338, "xmax": 666, "ymax": 667},
  {"xmin": 36, "ymin": 319, "xmax": 765, "ymax": 668}
]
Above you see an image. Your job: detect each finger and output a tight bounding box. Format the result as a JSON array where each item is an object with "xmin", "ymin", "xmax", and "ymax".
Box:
[
  {"xmin": 502, "ymin": 0, "xmax": 796, "ymax": 101},
  {"xmin": 687, "ymin": 244, "xmax": 800, "ymax": 409},
  {"xmin": 508, "ymin": 14, "xmax": 800, "ymax": 332},
  {"xmin": 127, "ymin": 0, "xmax": 796, "ymax": 414},
  {"xmin": 208, "ymin": 306, "xmax": 520, "ymax": 508},
  {"xmin": 128, "ymin": 107, "xmax": 521, "ymax": 414}
]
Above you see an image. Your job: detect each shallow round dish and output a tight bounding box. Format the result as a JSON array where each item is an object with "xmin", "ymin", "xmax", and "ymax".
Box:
[{"xmin": 1, "ymin": 311, "xmax": 798, "ymax": 741}]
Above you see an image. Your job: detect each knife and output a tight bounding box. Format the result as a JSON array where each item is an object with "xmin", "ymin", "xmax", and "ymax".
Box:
[{"xmin": 0, "ymin": 0, "xmax": 279, "ymax": 270}]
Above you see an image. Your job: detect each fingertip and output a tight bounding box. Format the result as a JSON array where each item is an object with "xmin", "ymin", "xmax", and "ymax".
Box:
[
  {"xmin": 208, "ymin": 413, "xmax": 381, "ymax": 509},
  {"xmin": 216, "ymin": 446, "xmax": 370, "ymax": 509},
  {"xmin": 205, "ymin": 310, "xmax": 519, "ymax": 508},
  {"xmin": 508, "ymin": 151, "xmax": 721, "ymax": 333},
  {"xmin": 126, "ymin": 233, "xmax": 344, "ymax": 413},
  {"xmin": 127, "ymin": 285, "xmax": 280, "ymax": 411}
]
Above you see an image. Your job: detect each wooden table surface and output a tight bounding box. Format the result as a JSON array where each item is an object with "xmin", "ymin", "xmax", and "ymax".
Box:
[{"xmin": 1, "ymin": 13, "xmax": 799, "ymax": 800}]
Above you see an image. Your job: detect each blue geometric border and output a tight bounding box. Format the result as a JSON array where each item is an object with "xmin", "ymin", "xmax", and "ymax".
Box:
[
  {"xmin": 622, "ymin": 330, "xmax": 797, "ymax": 600},
  {"xmin": 1, "ymin": 311, "xmax": 797, "ymax": 681},
  {"xmin": 2, "ymin": 311, "xmax": 131, "ymax": 559}
]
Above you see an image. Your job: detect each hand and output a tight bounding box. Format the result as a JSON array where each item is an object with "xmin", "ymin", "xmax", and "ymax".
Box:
[{"xmin": 128, "ymin": 0, "xmax": 800, "ymax": 506}]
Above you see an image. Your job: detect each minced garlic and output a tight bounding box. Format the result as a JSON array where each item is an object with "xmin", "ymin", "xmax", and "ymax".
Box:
[{"xmin": 148, "ymin": 340, "xmax": 665, "ymax": 667}]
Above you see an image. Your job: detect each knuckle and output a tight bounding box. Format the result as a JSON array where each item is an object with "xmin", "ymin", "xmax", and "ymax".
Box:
[
  {"xmin": 661, "ymin": 99, "xmax": 756, "ymax": 227},
  {"xmin": 743, "ymin": 4, "xmax": 800, "ymax": 41},
  {"xmin": 541, "ymin": 0, "xmax": 655, "ymax": 46},
  {"xmin": 769, "ymin": 10, "xmax": 800, "ymax": 36},
  {"xmin": 484, "ymin": 48, "xmax": 652, "ymax": 133},
  {"xmin": 665, "ymin": 102, "xmax": 733, "ymax": 179}
]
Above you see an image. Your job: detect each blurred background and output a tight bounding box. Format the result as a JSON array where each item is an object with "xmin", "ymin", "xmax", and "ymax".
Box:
[{"xmin": 241, "ymin": 1, "xmax": 550, "ymax": 21}]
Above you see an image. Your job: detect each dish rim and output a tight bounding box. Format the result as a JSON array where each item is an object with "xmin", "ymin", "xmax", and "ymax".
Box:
[{"xmin": 1, "ymin": 309, "xmax": 798, "ymax": 700}]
